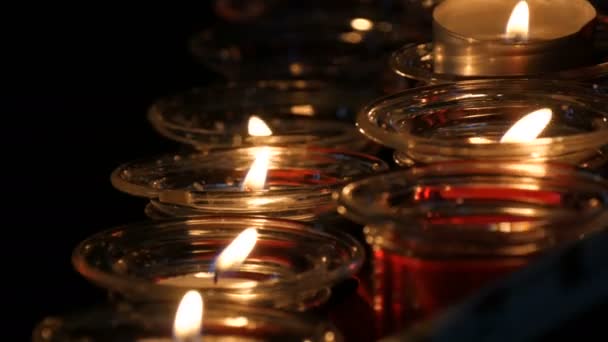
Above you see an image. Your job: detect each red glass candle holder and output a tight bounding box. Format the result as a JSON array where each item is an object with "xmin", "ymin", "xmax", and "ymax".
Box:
[
  {"xmin": 190, "ymin": 7, "xmax": 428, "ymax": 83},
  {"xmin": 336, "ymin": 161, "xmax": 608, "ymax": 336}
]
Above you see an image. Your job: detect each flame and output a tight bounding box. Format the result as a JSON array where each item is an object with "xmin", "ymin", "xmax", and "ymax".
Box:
[
  {"xmin": 500, "ymin": 108, "xmax": 552, "ymax": 143},
  {"xmin": 241, "ymin": 147, "xmax": 271, "ymax": 191},
  {"xmin": 350, "ymin": 18, "xmax": 374, "ymax": 31},
  {"xmin": 248, "ymin": 116, "xmax": 272, "ymax": 137},
  {"xmin": 173, "ymin": 290, "xmax": 203, "ymax": 340},
  {"xmin": 214, "ymin": 227, "xmax": 258, "ymax": 275},
  {"xmin": 506, "ymin": 0, "xmax": 529, "ymax": 41}
]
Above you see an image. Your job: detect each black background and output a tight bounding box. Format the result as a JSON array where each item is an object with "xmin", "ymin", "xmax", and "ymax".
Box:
[{"xmin": 9, "ymin": 4, "xmax": 221, "ymax": 340}]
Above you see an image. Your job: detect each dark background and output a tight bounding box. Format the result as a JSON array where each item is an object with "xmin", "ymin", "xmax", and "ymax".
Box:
[{"xmin": 9, "ymin": 4, "xmax": 221, "ymax": 340}]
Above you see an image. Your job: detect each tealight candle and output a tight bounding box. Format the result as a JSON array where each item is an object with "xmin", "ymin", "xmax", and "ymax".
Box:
[
  {"xmin": 32, "ymin": 301, "xmax": 342, "ymax": 341},
  {"xmin": 72, "ymin": 217, "xmax": 364, "ymax": 310},
  {"xmin": 111, "ymin": 146, "xmax": 387, "ymax": 221},
  {"xmin": 357, "ymin": 79, "xmax": 608, "ymax": 170},
  {"xmin": 432, "ymin": 0, "xmax": 597, "ymax": 76},
  {"xmin": 148, "ymin": 80, "xmax": 380, "ymax": 153}
]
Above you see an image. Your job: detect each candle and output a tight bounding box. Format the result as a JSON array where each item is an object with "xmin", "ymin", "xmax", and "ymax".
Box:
[
  {"xmin": 432, "ymin": 0, "xmax": 597, "ymax": 76},
  {"xmin": 111, "ymin": 146, "xmax": 388, "ymax": 221},
  {"xmin": 147, "ymin": 81, "xmax": 379, "ymax": 153},
  {"xmin": 33, "ymin": 301, "xmax": 339, "ymax": 341},
  {"xmin": 357, "ymin": 79, "xmax": 608, "ymax": 170},
  {"xmin": 173, "ymin": 291, "xmax": 203, "ymax": 342},
  {"xmin": 157, "ymin": 272, "xmax": 259, "ymax": 289},
  {"xmin": 72, "ymin": 217, "xmax": 364, "ymax": 310}
]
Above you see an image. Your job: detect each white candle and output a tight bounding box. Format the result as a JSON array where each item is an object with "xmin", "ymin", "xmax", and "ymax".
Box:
[
  {"xmin": 157, "ymin": 272, "xmax": 258, "ymax": 289},
  {"xmin": 432, "ymin": 0, "xmax": 597, "ymax": 76}
]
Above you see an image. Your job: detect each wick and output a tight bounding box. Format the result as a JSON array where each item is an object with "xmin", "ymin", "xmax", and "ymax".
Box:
[{"xmin": 214, "ymin": 270, "xmax": 219, "ymax": 284}]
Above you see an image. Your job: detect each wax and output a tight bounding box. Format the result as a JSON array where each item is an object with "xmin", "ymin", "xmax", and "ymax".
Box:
[
  {"xmin": 157, "ymin": 272, "xmax": 258, "ymax": 289},
  {"xmin": 432, "ymin": 0, "xmax": 597, "ymax": 76},
  {"xmin": 435, "ymin": 0, "xmax": 596, "ymax": 40}
]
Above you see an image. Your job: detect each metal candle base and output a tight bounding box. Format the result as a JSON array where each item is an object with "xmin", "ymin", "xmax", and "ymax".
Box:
[{"xmin": 433, "ymin": 29, "xmax": 595, "ymax": 76}]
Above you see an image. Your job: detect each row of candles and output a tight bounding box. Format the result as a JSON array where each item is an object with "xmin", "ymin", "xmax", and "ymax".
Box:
[{"xmin": 35, "ymin": 0, "xmax": 608, "ymax": 341}]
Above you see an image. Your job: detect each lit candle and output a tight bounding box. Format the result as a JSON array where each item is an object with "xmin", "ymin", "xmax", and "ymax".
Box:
[
  {"xmin": 433, "ymin": 0, "xmax": 597, "ymax": 76},
  {"xmin": 468, "ymin": 107, "xmax": 553, "ymax": 144},
  {"xmin": 240, "ymin": 148, "xmax": 270, "ymax": 192},
  {"xmin": 174, "ymin": 291, "xmax": 203, "ymax": 342},
  {"xmin": 157, "ymin": 227, "xmax": 259, "ymax": 288},
  {"xmin": 212, "ymin": 227, "xmax": 259, "ymax": 282}
]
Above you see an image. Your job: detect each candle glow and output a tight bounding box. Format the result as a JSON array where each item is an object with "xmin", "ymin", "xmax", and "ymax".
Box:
[
  {"xmin": 213, "ymin": 227, "xmax": 258, "ymax": 282},
  {"xmin": 505, "ymin": 0, "xmax": 529, "ymax": 41},
  {"xmin": 248, "ymin": 115, "xmax": 273, "ymax": 137},
  {"xmin": 241, "ymin": 147, "xmax": 271, "ymax": 191},
  {"xmin": 173, "ymin": 290, "xmax": 203, "ymax": 341},
  {"xmin": 500, "ymin": 108, "xmax": 552, "ymax": 143}
]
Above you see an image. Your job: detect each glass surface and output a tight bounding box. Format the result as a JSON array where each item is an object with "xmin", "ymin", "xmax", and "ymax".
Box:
[
  {"xmin": 111, "ymin": 147, "xmax": 388, "ymax": 221},
  {"xmin": 148, "ymin": 80, "xmax": 378, "ymax": 152},
  {"xmin": 338, "ymin": 161, "xmax": 608, "ymax": 255},
  {"xmin": 336, "ymin": 161, "xmax": 608, "ymax": 334},
  {"xmin": 72, "ymin": 217, "xmax": 364, "ymax": 309},
  {"xmin": 33, "ymin": 302, "xmax": 342, "ymax": 341},
  {"xmin": 357, "ymin": 79, "xmax": 608, "ymax": 169},
  {"xmin": 391, "ymin": 40, "xmax": 608, "ymax": 86}
]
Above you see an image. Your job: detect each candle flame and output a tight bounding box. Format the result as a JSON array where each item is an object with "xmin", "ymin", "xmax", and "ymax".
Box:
[
  {"xmin": 173, "ymin": 290, "xmax": 203, "ymax": 341},
  {"xmin": 350, "ymin": 18, "xmax": 374, "ymax": 31},
  {"xmin": 241, "ymin": 147, "xmax": 271, "ymax": 191},
  {"xmin": 248, "ymin": 116, "xmax": 273, "ymax": 137},
  {"xmin": 500, "ymin": 108, "xmax": 552, "ymax": 143},
  {"xmin": 506, "ymin": 0, "xmax": 529, "ymax": 41},
  {"xmin": 213, "ymin": 227, "xmax": 258, "ymax": 282}
]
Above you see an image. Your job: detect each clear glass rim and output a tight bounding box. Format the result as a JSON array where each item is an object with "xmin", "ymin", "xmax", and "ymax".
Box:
[
  {"xmin": 145, "ymin": 200, "xmax": 326, "ymax": 222},
  {"xmin": 356, "ymin": 78, "xmax": 608, "ymax": 158},
  {"xmin": 111, "ymin": 146, "xmax": 388, "ymax": 204},
  {"xmin": 72, "ymin": 216, "xmax": 365, "ymax": 307},
  {"xmin": 147, "ymin": 80, "xmax": 374, "ymax": 151},
  {"xmin": 390, "ymin": 42, "xmax": 608, "ymax": 83},
  {"xmin": 33, "ymin": 302, "xmax": 341, "ymax": 342},
  {"xmin": 337, "ymin": 161, "xmax": 608, "ymax": 234}
]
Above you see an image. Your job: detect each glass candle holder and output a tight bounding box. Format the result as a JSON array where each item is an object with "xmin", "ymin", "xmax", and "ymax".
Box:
[
  {"xmin": 33, "ymin": 302, "xmax": 342, "ymax": 341},
  {"xmin": 148, "ymin": 80, "xmax": 378, "ymax": 152},
  {"xmin": 189, "ymin": 7, "xmax": 429, "ymax": 84},
  {"xmin": 72, "ymin": 216, "xmax": 364, "ymax": 310},
  {"xmin": 390, "ymin": 16, "xmax": 608, "ymax": 86},
  {"xmin": 335, "ymin": 161, "xmax": 608, "ymax": 336},
  {"xmin": 357, "ymin": 79, "xmax": 608, "ymax": 170},
  {"xmin": 111, "ymin": 147, "xmax": 388, "ymax": 221}
]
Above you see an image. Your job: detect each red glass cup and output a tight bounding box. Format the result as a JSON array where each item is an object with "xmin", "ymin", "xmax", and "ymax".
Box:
[{"xmin": 336, "ymin": 161, "xmax": 608, "ymax": 337}]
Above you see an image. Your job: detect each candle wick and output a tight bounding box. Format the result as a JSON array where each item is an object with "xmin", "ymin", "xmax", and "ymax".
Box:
[{"xmin": 214, "ymin": 270, "xmax": 219, "ymax": 284}]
